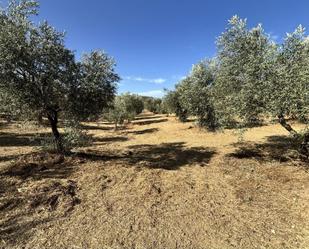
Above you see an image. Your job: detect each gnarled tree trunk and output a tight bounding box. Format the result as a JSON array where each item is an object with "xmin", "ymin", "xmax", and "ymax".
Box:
[
  {"xmin": 47, "ymin": 109, "xmax": 64, "ymax": 153},
  {"xmin": 278, "ymin": 113, "xmax": 309, "ymax": 157},
  {"xmin": 278, "ymin": 114, "xmax": 298, "ymax": 137}
]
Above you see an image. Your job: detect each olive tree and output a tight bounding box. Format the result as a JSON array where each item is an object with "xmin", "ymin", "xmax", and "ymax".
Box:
[
  {"xmin": 214, "ymin": 16, "xmax": 274, "ymax": 126},
  {"xmin": 0, "ymin": 0, "xmax": 119, "ymax": 152},
  {"xmin": 162, "ymin": 90, "xmax": 188, "ymax": 122},
  {"xmin": 68, "ymin": 51, "xmax": 119, "ymax": 121},
  {"xmin": 143, "ymin": 97, "xmax": 162, "ymax": 114},
  {"xmin": 0, "ymin": 89, "xmax": 19, "ymax": 122},
  {"xmin": 176, "ymin": 60, "xmax": 217, "ymax": 130},
  {"xmin": 130, "ymin": 94, "xmax": 144, "ymax": 115},
  {"xmin": 105, "ymin": 93, "xmax": 144, "ymax": 129},
  {"xmin": 215, "ymin": 16, "xmax": 309, "ymax": 155},
  {"xmin": 266, "ymin": 26, "xmax": 309, "ymax": 155}
]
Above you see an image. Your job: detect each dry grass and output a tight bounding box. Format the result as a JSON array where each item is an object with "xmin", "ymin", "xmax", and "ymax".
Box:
[{"xmin": 0, "ymin": 114, "xmax": 308, "ymax": 249}]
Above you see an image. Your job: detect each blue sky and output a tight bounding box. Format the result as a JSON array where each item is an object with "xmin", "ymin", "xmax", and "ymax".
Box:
[{"xmin": 5, "ymin": 0, "xmax": 309, "ymax": 97}]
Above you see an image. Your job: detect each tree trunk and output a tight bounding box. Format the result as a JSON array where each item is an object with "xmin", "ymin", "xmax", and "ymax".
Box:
[
  {"xmin": 37, "ymin": 112, "xmax": 43, "ymax": 125},
  {"xmin": 278, "ymin": 114, "xmax": 309, "ymax": 157},
  {"xmin": 5, "ymin": 114, "xmax": 12, "ymax": 124},
  {"xmin": 278, "ymin": 114, "xmax": 298, "ymax": 137},
  {"xmin": 300, "ymin": 131, "xmax": 309, "ymax": 157},
  {"xmin": 47, "ymin": 110, "xmax": 64, "ymax": 153}
]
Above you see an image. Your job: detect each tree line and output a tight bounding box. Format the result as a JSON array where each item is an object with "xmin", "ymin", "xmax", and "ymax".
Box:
[
  {"xmin": 162, "ymin": 16, "xmax": 309, "ymax": 156},
  {"xmin": 0, "ymin": 1, "xmax": 308, "ymax": 156},
  {"xmin": 0, "ymin": 1, "xmax": 168, "ymax": 152}
]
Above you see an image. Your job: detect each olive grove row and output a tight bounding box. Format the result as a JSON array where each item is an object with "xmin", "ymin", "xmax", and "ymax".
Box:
[
  {"xmin": 0, "ymin": 1, "xmax": 308, "ymax": 155},
  {"xmin": 161, "ymin": 16, "xmax": 309, "ymax": 156}
]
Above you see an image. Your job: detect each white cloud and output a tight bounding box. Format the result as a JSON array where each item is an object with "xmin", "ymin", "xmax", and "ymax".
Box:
[
  {"xmin": 172, "ymin": 75, "xmax": 186, "ymax": 81},
  {"xmin": 124, "ymin": 76, "xmax": 166, "ymax": 84},
  {"xmin": 269, "ymin": 32, "xmax": 279, "ymax": 41},
  {"xmin": 152, "ymin": 78, "xmax": 166, "ymax": 84},
  {"xmin": 137, "ymin": 90, "xmax": 165, "ymax": 98}
]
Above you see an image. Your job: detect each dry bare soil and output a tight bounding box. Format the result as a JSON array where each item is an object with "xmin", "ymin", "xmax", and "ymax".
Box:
[{"xmin": 0, "ymin": 113, "xmax": 308, "ymax": 249}]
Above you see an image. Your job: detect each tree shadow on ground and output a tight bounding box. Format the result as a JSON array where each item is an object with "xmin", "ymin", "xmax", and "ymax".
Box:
[
  {"xmin": 223, "ymin": 120, "xmax": 267, "ymax": 130},
  {"xmin": 132, "ymin": 118, "xmax": 168, "ymax": 126},
  {"xmin": 228, "ymin": 135, "xmax": 305, "ymax": 163},
  {"xmin": 0, "ymin": 130, "xmax": 128, "ymax": 149},
  {"xmin": 133, "ymin": 115, "xmax": 163, "ymax": 121},
  {"xmin": 0, "ymin": 154, "xmax": 27, "ymax": 164},
  {"xmin": 2, "ymin": 153, "xmax": 77, "ymax": 181},
  {"xmin": 126, "ymin": 128, "xmax": 159, "ymax": 135},
  {"xmin": 91, "ymin": 135, "xmax": 129, "ymax": 144},
  {"xmin": 80, "ymin": 124, "xmax": 115, "ymax": 131},
  {"xmin": 75, "ymin": 151, "xmax": 121, "ymax": 162},
  {"xmin": 0, "ymin": 132, "xmax": 50, "ymax": 147},
  {"xmin": 76, "ymin": 142, "xmax": 216, "ymax": 170},
  {"xmin": 126, "ymin": 142, "xmax": 217, "ymax": 170}
]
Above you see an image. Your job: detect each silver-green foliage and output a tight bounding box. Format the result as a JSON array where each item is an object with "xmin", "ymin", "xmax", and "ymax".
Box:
[
  {"xmin": 214, "ymin": 16, "xmax": 275, "ymax": 125},
  {"xmin": 0, "ymin": 0, "xmax": 119, "ymax": 152},
  {"xmin": 268, "ymin": 26, "xmax": 309, "ymax": 123},
  {"xmin": 68, "ymin": 51, "xmax": 119, "ymax": 121},
  {"xmin": 143, "ymin": 97, "xmax": 162, "ymax": 114},
  {"xmin": 164, "ymin": 15, "xmax": 309, "ymax": 155},
  {"xmin": 105, "ymin": 93, "xmax": 144, "ymax": 128},
  {"xmin": 176, "ymin": 60, "xmax": 217, "ymax": 129},
  {"xmin": 162, "ymin": 90, "xmax": 188, "ymax": 122}
]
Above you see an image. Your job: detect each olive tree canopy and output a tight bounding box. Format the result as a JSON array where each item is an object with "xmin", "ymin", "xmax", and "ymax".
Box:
[{"xmin": 0, "ymin": 0, "xmax": 119, "ymax": 152}]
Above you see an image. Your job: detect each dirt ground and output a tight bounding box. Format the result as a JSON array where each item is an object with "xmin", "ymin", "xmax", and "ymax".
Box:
[{"xmin": 0, "ymin": 113, "xmax": 308, "ymax": 249}]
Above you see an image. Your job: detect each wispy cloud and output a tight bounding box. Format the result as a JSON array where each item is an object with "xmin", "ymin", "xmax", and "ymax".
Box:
[
  {"xmin": 172, "ymin": 75, "xmax": 186, "ymax": 81},
  {"xmin": 137, "ymin": 90, "xmax": 165, "ymax": 98},
  {"xmin": 124, "ymin": 76, "xmax": 166, "ymax": 84},
  {"xmin": 152, "ymin": 78, "xmax": 166, "ymax": 84},
  {"xmin": 269, "ymin": 32, "xmax": 279, "ymax": 41}
]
